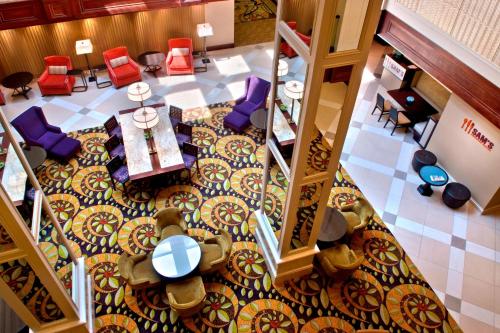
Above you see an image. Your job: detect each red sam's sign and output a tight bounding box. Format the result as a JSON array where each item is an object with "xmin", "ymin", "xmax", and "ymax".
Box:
[{"xmin": 461, "ymin": 118, "xmax": 494, "ymax": 151}]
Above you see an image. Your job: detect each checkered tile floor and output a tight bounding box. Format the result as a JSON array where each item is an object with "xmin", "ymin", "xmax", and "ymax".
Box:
[
  {"xmin": 345, "ymin": 65, "xmax": 500, "ymax": 333},
  {"xmin": 0, "ymin": 42, "xmax": 498, "ymax": 333}
]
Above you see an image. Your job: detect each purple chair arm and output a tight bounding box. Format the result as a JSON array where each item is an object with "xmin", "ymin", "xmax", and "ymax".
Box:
[
  {"xmin": 235, "ymin": 77, "xmax": 251, "ymax": 105},
  {"xmin": 34, "ymin": 107, "xmax": 61, "ymax": 133},
  {"xmin": 258, "ymin": 83, "xmax": 271, "ymax": 110},
  {"xmin": 46, "ymin": 124, "xmax": 62, "ymax": 133}
]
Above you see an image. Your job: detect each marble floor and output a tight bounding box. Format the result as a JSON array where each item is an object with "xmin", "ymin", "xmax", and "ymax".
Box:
[{"xmin": 0, "ymin": 42, "xmax": 499, "ymax": 332}]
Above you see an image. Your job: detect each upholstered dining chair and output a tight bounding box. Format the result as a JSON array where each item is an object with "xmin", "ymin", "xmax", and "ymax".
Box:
[
  {"xmin": 339, "ymin": 197, "xmax": 374, "ymax": 236},
  {"xmin": 384, "ymin": 106, "xmax": 412, "ymax": 135},
  {"xmin": 104, "ymin": 115, "xmax": 123, "ymax": 141},
  {"xmin": 118, "ymin": 253, "xmax": 161, "ymax": 289},
  {"xmin": 182, "ymin": 143, "xmax": 199, "ymax": 179},
  {"xmin": 104, "ymin": 134, "xmax": 125, "ymax": 161},
  {"xmin": 0, "ymin": 89, "xmax": 5, "ymax": 105},
  {"xmin": 169, "ymin": 105, "xmax": 183, "ymax": 131},
  {"xmin": 316, "ymin": 244, "xmax": 364, "ymax": 280},
  {"xmin": 38, "ymin": 55, "xmax": 75, "ymax": 96},
  {"xmin": 280, "ymin": 21, "xmax": 312, "ymax": 58},
  {"xmin": 198, "ymin": 228, "xmax": 233, "ymax": 274},
  {"xmin": 166, "ymin": 276, "xmax": 206, "ymax": 317},
  {"xmin": 153, "ymin": 207, "xmax": 188, "ymax": 240},
  {"xmin": 103, "ymin": 46, "xmax": 141, "ymax": 88},
  {"xmin": 372, "ymin": 93, "xmax": 392, "ymax": 122},
  {"xmin": 176, "ymin": 123, "xmax": 192, "ymax": 147},
  {"xmin": 105, "ymin": 156, "xmax": 129, "ymax": 194}
]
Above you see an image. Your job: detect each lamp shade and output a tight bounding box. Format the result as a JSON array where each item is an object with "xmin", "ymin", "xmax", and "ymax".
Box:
[
  {"xmin": 284, "ymin": 80, "xmax": 304, "ymax": 100},
  {"xmin": 277, "ymin": 60, "xmax": 288, "ymax": 77},
  {"xmin": 133, "ymin": 107, "xmax": 159, "ymax": 130},
  {"xmin": 127, "ymin": 82, "xmax": 152, "ymax": 103},
  {"xmin": 197, "ymin": 23, "xmax": 214, "ymax": 38},
  {"xmin": 75, "ymin": 39, "xmax": 93, "ymax": 55}
]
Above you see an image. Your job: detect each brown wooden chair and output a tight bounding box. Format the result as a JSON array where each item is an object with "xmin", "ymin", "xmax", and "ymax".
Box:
[
  {"xmin": 118, "ymin": 253, "xmax": 161, "ymax": 289},
  {"xmin": 182, "ymin": 142, "xmax": 199, "ymax": 179},
  {"xmin": 176, "ymin": 122, "xmax": 192, "ymax": 147},
  {"xmin": 104, "ymin": 134, "xmax": 125, "ymax": 161},
  {"xmin": 372, "ymin": 93, "xmax": 392, "ymax": 122},
  {"xmin": 317, "ymin": 244, "xmax": 364, "ymax": 280},
  {"xmin": 153, "ymin": 207, "xmax": 188, "ymax": 240},
  {"xmin": 105, "ymin": 156, "xmax": 129, "ymax": 194},
  {"xmin": 104, "ymin": 115, "xmax": 122, "ymax": 140},
  {"xmin": 166, "ymin": 276, "xmax": 206, "ymax": 317},
  {"xmin": 198, "ymin": 228, "xmax": 233, "ymax": 274},
  {"xmin": 339, "ymin": 197, "xmax": 374, "ymax": 236},
  {"xmin": 384, "ymin": 106, "xmax": 412, "ymax": 135}
]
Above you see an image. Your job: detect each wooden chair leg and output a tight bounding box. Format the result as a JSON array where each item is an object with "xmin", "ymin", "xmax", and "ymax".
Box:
[
  {"xmin": 371, "ymin": 106, "xmax": 378, "ymax": 115},
  {"xmin": 122, "ymin": 181, "xmax": 128, "ymax": 195},
  {"xmin": 110, "ymin": 178, "xmax": 116, "ymax": 190},
  {"xmin": 383, "ymin": 118, "xmax": 390, "ymax": 128}
]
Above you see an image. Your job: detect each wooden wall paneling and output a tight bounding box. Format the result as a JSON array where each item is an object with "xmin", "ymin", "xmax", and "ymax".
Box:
[
  {"xmin": 0, "ymin": 5, "xmax": 205, "ymax": 76},
  {"xmin": 282, "ymin": 0, "xmax": 317, "ymax": 34},
  {"xmin": 42, "ymin": 0, "xmax": 75, "ymax": 21},
  {"xmin": 0, "ymin": 1, "xmax": 46, "ymax": 30},
  {"xmin": 378, "ymin": 11, "xmax": 500, "ymax": 128}
]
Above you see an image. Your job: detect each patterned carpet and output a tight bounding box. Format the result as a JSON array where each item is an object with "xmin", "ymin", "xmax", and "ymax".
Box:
[
  {"xmin": 235, "ymin": 0, "xmax": 276, "ymax": 23},
  {"xmin": 1, "ymin": 102, "xmax": 462, "ymax": 332}
]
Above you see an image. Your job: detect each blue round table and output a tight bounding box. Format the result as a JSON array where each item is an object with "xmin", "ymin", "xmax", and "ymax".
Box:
[{"xmin": 418, "ymin": 165, "xmax": 449, "ymax": 196}]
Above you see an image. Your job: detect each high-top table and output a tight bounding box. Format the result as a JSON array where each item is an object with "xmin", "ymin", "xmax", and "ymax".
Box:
[
  {"xmin": 119, "ymin": 105, "xmax": 185, "ymax": 181},
  {"xmin": 387, "ymin": 88, "xmax": 438, "ymax": 124}
]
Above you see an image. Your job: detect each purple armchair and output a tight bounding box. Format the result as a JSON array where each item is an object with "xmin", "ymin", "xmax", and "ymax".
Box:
[
  {"xmin": 11, "ymin": 106, "xmax": 81, "ymax": 162},
  {"xmin": 224, "ymin": 75, "xmax": 271, "ymax": 133}
]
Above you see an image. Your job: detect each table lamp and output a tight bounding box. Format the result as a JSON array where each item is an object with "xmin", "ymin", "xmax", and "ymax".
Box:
[
  {"xmin": 197, "ymin": 23, "xmax": 214, "ymax": 58},
  {"xmin": 75, "ymin": 39, "xmax": 95, "ymax": 82},
  {"xmin": 277, "ymin": 60, "xmax": 288, "ymax": 85},
  {"xmin": 284, "ymin": 80, "xmax": 304, "ymax": 124},
  {"xmin": 127, "ymin": 82, "xmax": 152, "ymax": 108}
]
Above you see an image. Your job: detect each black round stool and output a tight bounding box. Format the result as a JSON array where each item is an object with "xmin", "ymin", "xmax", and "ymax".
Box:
[
  {"xmin": 412, "ymin": 150, "xmax": 437, "ymax": 172},
  {"xmin": 442, "ymin": 182, "xmax": 471, "ymax": 209}
]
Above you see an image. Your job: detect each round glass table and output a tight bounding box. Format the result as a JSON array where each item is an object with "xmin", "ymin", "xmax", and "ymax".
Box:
[
  {"xmin": 152, "ymin": 235, "xmax": 201, "ymax": 279},
  {"xmin": 316, "ymin": 207, "xmax": 347, "ymax": 249},
  {"xmin": 22, "ymin": 146, "xmax": 47, "ymax": 169},
  {"xmin": 418, "ymin": 165, "xmax": 448, "ymax": 196}
]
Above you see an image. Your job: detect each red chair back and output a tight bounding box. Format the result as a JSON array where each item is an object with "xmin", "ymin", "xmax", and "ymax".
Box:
[
  {"xmin": 44, "ymin": 55, "xmax": 73, "ymax": 70},
  {"xmin": 168, "ymin": 38, "xmax": 193, "ymax": 52},
  {"xmin": 103, "ymin": 46, "xmax": 130, "ymax": 67}
]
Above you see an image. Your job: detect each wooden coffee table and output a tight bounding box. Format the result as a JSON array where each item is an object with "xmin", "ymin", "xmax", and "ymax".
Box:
[{"xmin": 1, "ymin": 72, "xmax": 33, "ymax": 99}]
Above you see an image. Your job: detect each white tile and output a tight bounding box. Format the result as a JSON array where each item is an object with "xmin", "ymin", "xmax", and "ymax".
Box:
[
  {"xmin": 87, "ymin": 88, "xmax": 118, "ymax": 109},
  {"xmin": 87, "ymin": 111, "xmax": 109, "ymax": 122},
  {"xmin": 59, "ymin": 114, "xmax": 83, "ymax": 132},
  {"xmin": 453, "ymin": 215, "xmax": 468, "ymax": 238},
  {"xmin": 461, "ymin": 301, "xmax": 495, "ymax": 325},
  {"xmin": 446, "ymin": 269, "xmax": 463, "ymax": 297},
  {"xmin": 395, "ymin": 216, "xmax": 424, "ymax": 235},
  {"xmin": 384, "ymin": 178, "xmax": 405, "ymax": 215},
  {"xmin": 495, "ymin": 314, "xmax": 500, "ymax": 329},
  {"xmin": 395, "ymin": 141, "xmax": 416, "ymax": 172},
  {"xmin": 467, "ymin": 242, "xmax": 496, "ymax": 261},
  {"xmin": 449, "ymin": 247, "xmax": 465, "ymax": 272},
  {"xmin": 50, "ymin": 98, "xmax": 83, "ymax": 112},
  {"xmin": 423, "ymin": 225, "xmax": 452, "ymax": 245}
]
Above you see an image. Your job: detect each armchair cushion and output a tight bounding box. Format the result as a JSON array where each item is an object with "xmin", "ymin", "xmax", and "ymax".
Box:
[
  {"xmin": 161, "ymin": 225, "xmax": 185, "ymax": 240},
  {"xmin": 38, "ymin": 131, "xmax": 67, "ymax": 150},
  {"xmin": 172, "ymin": 48, "xmax": 190, "ymax": 56},
  {"xmin": 112, "ymin": 63, "xmax": 141, "ymax": 80},
  {"xmin": 169, "ymin": 56, "xmax": 191, "ymax": 70},
  {"xmin": 39, "ymin": 75, "xmax": 69, "ymax": 89},
  {"xmin": 233, "ymin": 101, "xmax": 258, "ymax": 116},
  {"xmin": 49, "ymin": 137, "xmax": 81, "ymax": 162},
  {"xmin": 110, "ymin": 56, "xmax": 129, "ymax": 68},
  {"xmin": 48, "ymin": 65, "xmax": 67, "ymax": 75}
]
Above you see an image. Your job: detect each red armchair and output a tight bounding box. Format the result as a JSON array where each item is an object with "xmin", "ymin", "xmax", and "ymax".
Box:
[
  {"xmin": 166, "ymin": 38, "xmax": 194, "ymax": 75},
  {"xmin": 280, "ymin": 21, "xmax": 312, "ymax": 58},
  {"xmin": 0, "ymin": 90, "xmax": 5, "ymax": 105},
  {"xmin": 103, "ymin": 46, "xmax": 141, "ymax": 88},
  {"xmin": 37, "ymin": 56, "xmax": 75, "ymax": 96}
]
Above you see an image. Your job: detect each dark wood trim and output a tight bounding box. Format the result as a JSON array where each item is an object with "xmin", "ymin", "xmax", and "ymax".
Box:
[
  {"xmin": 378, "ymin": 11, "xmax": 500, "ymax": 128},
  {"xmin": 0, "ymin": 0, "xmax": 225, "ymax": 30},
  {"xmin": 207, "ymin": 43, "xmax": 235, "ymax": 52}
]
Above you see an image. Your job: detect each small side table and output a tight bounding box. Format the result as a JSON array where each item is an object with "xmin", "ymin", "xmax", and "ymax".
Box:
[
  {"xmin": 67, "ymin": 69, "xmax": 88, "ymax": 92},
  {"xmin": 92, "ymin": 64, "xmax": 112, "ymax": 89},
  {"xmin": 250, "ymin": 109, "xmax": 267, "ymax": 129},
  {"xmin": 418, "ymin": 165, "xmax": 448, "ymax": 196},
  {"xmin": 138, "ymin": 51, "xmax": 165, "ymax": 77},
  {"xmin": 195, "ymin": 58, "xmax": 210, "ymax": 73},
  {"xmin": 22, "ymin": 146, "xmax": 47, "ymax": 169},
  {"xmin": 317, "ymin": 207, "xmax": 347, "ymax": 249}
]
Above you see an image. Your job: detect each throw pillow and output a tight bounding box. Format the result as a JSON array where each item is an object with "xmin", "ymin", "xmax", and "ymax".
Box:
[
  {"xmin": 109, "ymin": 56, "xmax": 129, "ymax": 68},
  {"xmin": 171, "ymin": 48, "xmax": 190, "ymax": 57},
  {"xmin": 48, "ymin": 66, "xmax": 68, "ymax": 75}
]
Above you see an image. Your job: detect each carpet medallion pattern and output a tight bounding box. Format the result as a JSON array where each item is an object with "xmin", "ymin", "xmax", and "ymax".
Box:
[{"xmin": 5, "ymin": 102, "xmax": 461, "ymax": 332}]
